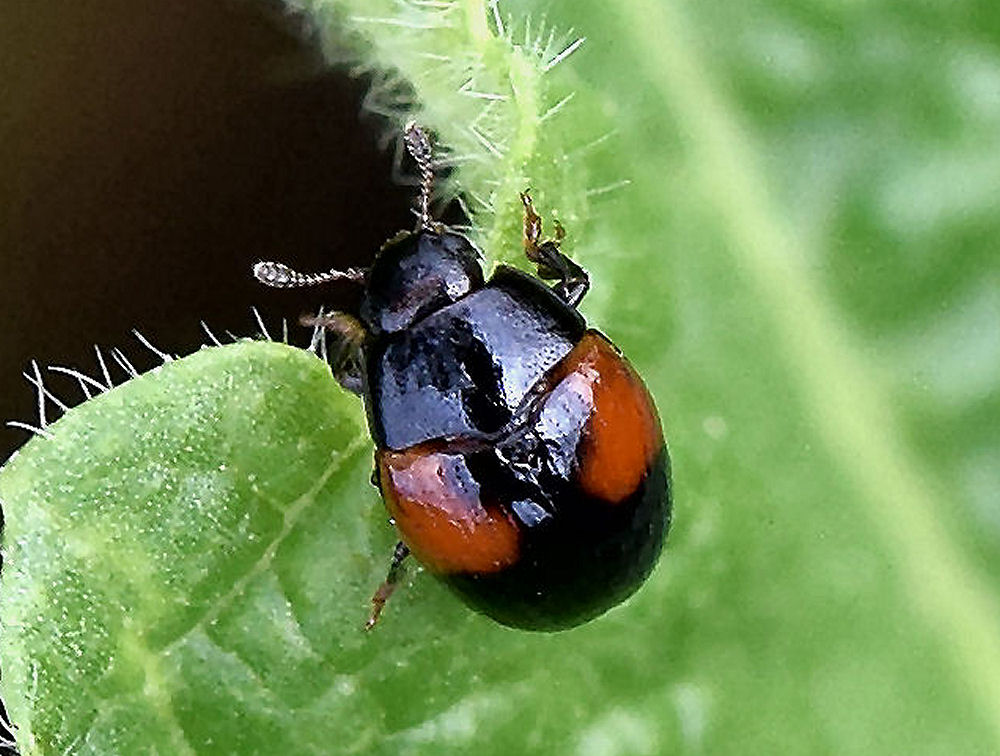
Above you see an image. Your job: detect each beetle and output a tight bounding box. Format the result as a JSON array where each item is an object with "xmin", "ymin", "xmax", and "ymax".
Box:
[{"xmin": 254, "ymin": 124, "xmax": 671, "ymax": 631}]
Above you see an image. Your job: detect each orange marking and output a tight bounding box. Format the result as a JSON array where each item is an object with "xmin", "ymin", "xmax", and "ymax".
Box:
[
  {"xmin": 552, "ymin": 332, "xmax": 663, "ymax": 503},
  {"xmin": 377, "ymin": 449, "xmax": 520, "ymax": 574}
]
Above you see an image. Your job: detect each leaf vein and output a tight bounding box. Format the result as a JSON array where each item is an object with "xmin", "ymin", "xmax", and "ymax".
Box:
[{"xmin": 159, "ymin": 434, "xmax": 369, "ymax": 657}]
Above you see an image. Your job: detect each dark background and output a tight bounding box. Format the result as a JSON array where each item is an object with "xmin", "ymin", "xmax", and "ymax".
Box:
[{"xmin": 0, "ymin": 0, "xmax": 416, "ymax": 463}]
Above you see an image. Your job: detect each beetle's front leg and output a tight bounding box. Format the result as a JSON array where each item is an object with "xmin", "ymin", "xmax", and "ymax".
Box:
[
  {"xmin": 300, "ymin": 312, "xmax": 366, "ymax": 396},
  {"xmin": 520, "ymin": 191, "xmax": 590, "ymax": 308}
]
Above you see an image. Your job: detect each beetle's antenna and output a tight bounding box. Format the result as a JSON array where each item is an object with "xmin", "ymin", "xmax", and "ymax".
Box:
[
  {"xmin": 253, "ymin": 260, "xmax": 366, "ymax": 288},
  {"xmin": 404, "ymin": 122, "xmax": 435, "ymax": 230}
]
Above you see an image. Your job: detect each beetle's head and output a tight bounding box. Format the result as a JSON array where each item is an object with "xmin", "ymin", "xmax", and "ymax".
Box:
[{"xmin": 359, "ymin": 229, "xmax": 483, "ymax": 334}]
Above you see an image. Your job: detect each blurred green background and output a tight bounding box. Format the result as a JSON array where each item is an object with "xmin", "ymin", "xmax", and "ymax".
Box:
[{"xmin": 2, "ymin": 0, "xmax": 999, "ymax": 753}]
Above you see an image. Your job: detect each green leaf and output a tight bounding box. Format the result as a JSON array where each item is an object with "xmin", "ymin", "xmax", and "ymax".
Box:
[
  {"xmin": 4, "ymin": 0, "xmax": 1000, "ymax": 753},
  {"xmin": 0, "ymin": 343, "xmax": 375, "ymax": 752}
]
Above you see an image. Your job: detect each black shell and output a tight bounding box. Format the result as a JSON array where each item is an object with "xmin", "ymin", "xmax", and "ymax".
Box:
[
  {"xmin": 361, "ymin": 228, "xmax": 670, "ymax": 630},
  {"xmin": 365, "ymin": 264, "xmax": 584, "ymax": 450},
  {"xmin": 444, "ymin": 446, "xmax": 670, "ymax": 630}
]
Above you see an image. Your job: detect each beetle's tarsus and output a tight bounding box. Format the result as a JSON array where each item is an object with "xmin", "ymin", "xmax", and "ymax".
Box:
[
  {"xmin": 366, "ymin": 541, "xmax": 411, "ymax": 630},
  {"xmin": 520, "ymin": 191, "xmax": 590, "ymax": 307}
]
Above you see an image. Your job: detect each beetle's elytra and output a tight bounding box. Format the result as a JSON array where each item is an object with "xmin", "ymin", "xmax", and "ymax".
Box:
[{"xmin": 254, "ymin": 124, "xmax": 672, "ymax": 631}]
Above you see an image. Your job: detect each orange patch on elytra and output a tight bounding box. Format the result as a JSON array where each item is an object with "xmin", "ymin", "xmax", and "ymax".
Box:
[
  {"xmin": 377, "ymin": 449, "xmax": 520, "ymax": 574},
  {"xmin": 553, "ymin": 332, "xmax": 663, "ymax": 503}
]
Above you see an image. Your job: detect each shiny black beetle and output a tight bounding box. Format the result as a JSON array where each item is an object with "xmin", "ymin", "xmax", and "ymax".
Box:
[{"xmin": 255, "ymin": 124, "xmax": 671, "ymax": 630}]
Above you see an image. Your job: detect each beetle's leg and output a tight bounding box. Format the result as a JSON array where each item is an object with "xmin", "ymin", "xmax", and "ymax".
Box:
[
  {"xmin": 365, "ymin": 541, "xmax": 411, "ymax": 630},
  {"xmin": 300, "ymin": 312, "xmax": 366, "ymax": 396},
  {"xmin": 520, "ymin": 191, "xmax": 590, "ymax": 308}
]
